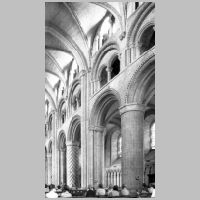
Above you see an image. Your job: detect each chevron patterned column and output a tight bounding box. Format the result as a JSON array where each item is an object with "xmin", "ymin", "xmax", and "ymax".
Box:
[{"xmin": 66, "ymin": 142, "xmax": 79, "ymax": 187}]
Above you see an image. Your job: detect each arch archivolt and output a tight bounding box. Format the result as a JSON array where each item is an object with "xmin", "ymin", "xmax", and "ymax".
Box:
[
  {"xmin": 136, "ymin": 20, "xmax": 155, "ymax": 45},
  {"xmin": 57, "ymin": 130, "xmax": 66, "ymax": 150},
  {"xmin": 67, "ymin": 115, "xmax": 81, "ymax": 142},
  {"xmin": 126, "ymin": 2, "xmax": 155, "ymax": 47},
  {"xmin": 98, "ymin": 64, "xmax": 107, "ymax": 81},
  {"xmin": 67, "ymin": 79, "xmax": 81, "ymax": 116},
  {"xmin": 91, "ymin": 41, "xmax": 120, "ymax": 81},
  {"xmin": 90, "ymin": 88, "xmax": 121, "ymax": 127},
  {"xmin": 107, "ymin": 51, "xmax": 120, "ymax": 70},
  {"xmin": 57, "ymin": 98, "xmax": 67, "ymax": 125},
  {"xmin": 125, "ymin": 52, "xmax": 155, "ymax": 104},
  {"xmin": 144, "ymin": 84, "xmax": 155, "ymax": 106},
  {"xmin": 58, "ymin": 98, "xmax": 66, "ymax": 114}
]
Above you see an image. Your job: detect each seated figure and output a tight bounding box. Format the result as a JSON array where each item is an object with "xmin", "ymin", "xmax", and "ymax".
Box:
[
  {"xmin": 96, "ymin": 183, "xmax": 106, "ymax": 197},
  {"xmin": 148, "ymin": 184, "xmax": 155, "ymax": 198},
  {"xmin": 60, "ymin": 185, "xmax": 72, "ymax": 198},
  {"xmin": 107, "ymin": 184, "xmax": 113, "ymax": 197},
  {"xmin": 86, "ymin": 184, "xmax": 96, "ymax": 197},
  {"xmin": 109, "ymin": 185, "xmax": 120, "ymax": 197},
  {"xmin": 120, "ymin": 184, "xmax": 130, "ymax": 196},
  {"xmin": 45, "ymin": 184, "xmax": 58, "ymax": 198}
]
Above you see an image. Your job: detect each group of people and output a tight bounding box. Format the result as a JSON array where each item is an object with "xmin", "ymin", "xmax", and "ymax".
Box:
[
  {"xmin": 45, "ymin": 184, "xmax": 72, "ymax": 198},
  {"xmin": 45, "ymin": 183, "xmax": 155, "ymax": 198},
  {"xmin": 86, "ymin": 183, "xmax": 130, "ymax": 197}
]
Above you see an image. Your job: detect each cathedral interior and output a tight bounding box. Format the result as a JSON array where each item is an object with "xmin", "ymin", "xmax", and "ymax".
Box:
[{"xmin": 45, "ymin": 1, "xmax": 155, "ymax": 196}]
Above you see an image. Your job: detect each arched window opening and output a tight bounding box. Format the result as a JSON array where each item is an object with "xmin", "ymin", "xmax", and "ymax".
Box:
[
  {"xmin": 149, "ymin": 31, "xmax": 155, "ymax": 49},
  {"xmin": 45, "ymin": 123, "xmax": 48, "ymax": 137},
  {"xmin": 62, "ymin": 111, "xmax": 66, "ymax": 124},
  {"xmin": 117, "ymin": 135, "xmax": 122, "ymax": 158},
  {"xmin": 100, "ymin": 67, "xmax": 108, "ymax": 87},
  {"xmin": 151, "ymin": 122, "xmax": 155, "ymax": 149},
  {"xmin": 72, "ymin": 96, "xmax": 77, "ymax": 111},
  {"xmin": 49, "ymin": 115, "xmax": 52, "ymax": 131},
  {"xmin": 111, "ymin": 57, "xmax": 120, "ymax": 79},
  {"xmin": 139, "ymin": 26, "xmax": 155, "ymax": 55}
]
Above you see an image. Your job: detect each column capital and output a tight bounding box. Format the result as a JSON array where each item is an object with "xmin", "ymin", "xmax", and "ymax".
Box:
[
  {"xmin": 119, "ymin": 103, "xmax": 145, "ymax": 115},
  {"xmin": 66, "ymin": 141, "xmax": 80, "ymax": 147},
  {"xmin": 59, "ymin": 148, "xmax": 66, "ymax": 152},
  {"xmin": 79, "ymin": 69, "xmax": 87, "ymax": 78},
  {"xmin": 89, "ymin": 126, "xmax": 104, "ymax": 132}
]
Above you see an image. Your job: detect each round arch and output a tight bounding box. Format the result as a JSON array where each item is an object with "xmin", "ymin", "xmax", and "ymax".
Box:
[
  {"xmin": 91, "ymin": 41, "xmax": 120, "ymax": 81},
  {"xmin": 136, "ymin": 22, "xmax": 155, "ymax": 55},
  {"xmin": 90, "ymin": 88, "xmax": 121, "ymax": 127},
  {"xmin": 125, "ymin": 55, "xmax": 155, "ymax": 104},
  {"xmin": 57, "ymin": 131, "xmax": 67, "ymax": 185},
  {"xmin": 126, "ymin": 2, "xmax": 155, "ymax": 47},
  {"xmin": 67, "ymin": 115, "xmax": 81, "ymax": 142},
  {"xmin": 98, "ymin": 64, "xmax": 108, "ymax": 88},
  {"xmin": 57, "ymin": 131, "xmax": 66, "ymax": 150},
  {"xmin": 67, "ymin": 79, "xmax": 81, "ymax": 115},
  {"xmin": 58, "ymin": 98, "xmax": 66, "ymax": 125},
  {"xmin": 109, "ymin": 53, "xmax": 121, "ymax": 79}
]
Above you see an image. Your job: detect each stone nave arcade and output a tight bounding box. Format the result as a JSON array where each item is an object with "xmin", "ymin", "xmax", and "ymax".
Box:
[{"xmin": 45, "ymin": 1, "xmax": 155, "ymax": 194}]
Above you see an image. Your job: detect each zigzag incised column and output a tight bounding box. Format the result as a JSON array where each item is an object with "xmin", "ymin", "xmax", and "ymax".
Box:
[{"xmin": 66, "ymin": 142, "xmax": 80, "ymax": 187}]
